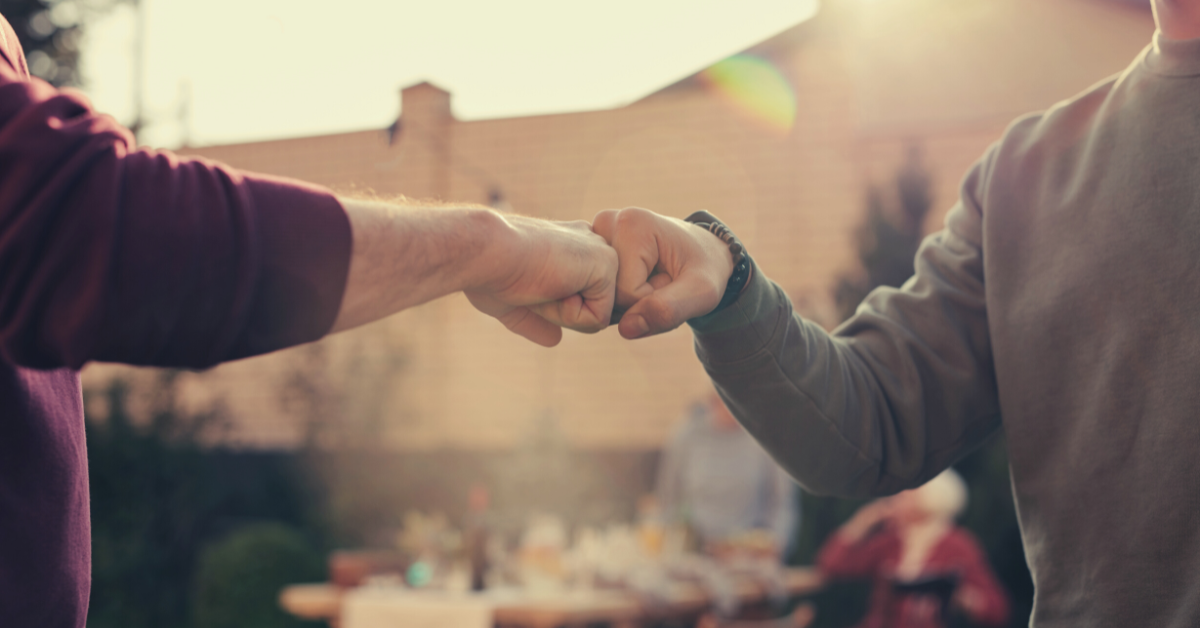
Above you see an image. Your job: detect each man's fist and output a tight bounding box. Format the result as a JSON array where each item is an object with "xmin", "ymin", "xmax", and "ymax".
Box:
[
  {"xmin": 591, "ymin": 207, "xmax": 734, "ymax": 339},
  {"xmin": 465, "ymin": 214, "xmax": 618, "ymax": 347}
]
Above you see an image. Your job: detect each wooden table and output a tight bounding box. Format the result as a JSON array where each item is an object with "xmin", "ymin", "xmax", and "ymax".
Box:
[{"xmin": 281, "ymin": 568, "xmax": 823, "ymax": 628}]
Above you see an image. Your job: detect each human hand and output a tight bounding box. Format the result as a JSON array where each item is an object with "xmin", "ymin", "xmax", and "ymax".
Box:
[
  {"xmin": 465, "ymin": 214, "xmax": 618, "ymax": 347},
  {"xmin": 953, "ymin": 585, "xmax": 986, "ymax": 616},
  {"xmin": 591, "ymin": 207, "xmax": 734, "ymax": 339},
  {"xmin": 840, "ymin": 499, "xmax": 896, "ymax": 541}
]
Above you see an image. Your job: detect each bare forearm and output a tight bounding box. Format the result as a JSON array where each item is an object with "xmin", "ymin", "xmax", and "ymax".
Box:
[
  {"xmin": 330, "ymin": 198, "xmax": 509, "ymax": 333},
  {"xmin": 328, "ymin": 198, "xmax": 617, "ymax": 346}
]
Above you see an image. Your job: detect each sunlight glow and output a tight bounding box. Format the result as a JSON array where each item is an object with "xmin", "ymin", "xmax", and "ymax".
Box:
[
  {"xmin": 700, "ymin": 55, "xmax": 796, "ymax": 134},
  {"xmin": 80, "ymin": 0, "xmax": 819, "ymax": 147}
]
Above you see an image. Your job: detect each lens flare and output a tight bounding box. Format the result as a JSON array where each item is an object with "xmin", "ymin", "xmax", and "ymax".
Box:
[{"xmin": 701, "ymin": 55, "xmax": 796, "ymax": 134}]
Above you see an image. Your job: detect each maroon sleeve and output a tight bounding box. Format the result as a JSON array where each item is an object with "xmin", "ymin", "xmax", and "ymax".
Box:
[
  {"xmin": 816, "ymin": 528, "xmax": 899, "ymax": 580},
  {"xmin": 945, "ymin": 529, "xmax": 1010, "ymax": 627},
  {"xmin": 0, "ymin": 30, "xmax": 351, "ymax": 369}
]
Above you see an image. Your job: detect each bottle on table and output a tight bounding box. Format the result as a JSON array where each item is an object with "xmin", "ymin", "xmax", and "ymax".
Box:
[{"xmin": 464, "ymin": 483, "xmax": 491, "ymax": 592}]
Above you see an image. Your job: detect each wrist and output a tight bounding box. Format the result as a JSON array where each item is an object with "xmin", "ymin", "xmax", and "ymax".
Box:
[
  {"xmin": 458, "ymin": 207, "xmax": 518, "ymax": 292},
  {"xmin": 331, "ymin": 199, "xmax": 507, "ymax": 333},
  {"xmin": 683, "ymin": 211, "xmax": 748, "ymax": 320},
  {"xmin": 696, "ymin": 225, "xmax": 736, "ymax": 285}
]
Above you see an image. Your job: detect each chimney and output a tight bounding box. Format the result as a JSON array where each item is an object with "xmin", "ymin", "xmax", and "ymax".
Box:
[
  {"xmin": 396, "ymin": 81, "xmax": 453, "ymax": 199},
  {"xmin": 400, "ymin": 81, "xmax": 454, "ymax": 127}
]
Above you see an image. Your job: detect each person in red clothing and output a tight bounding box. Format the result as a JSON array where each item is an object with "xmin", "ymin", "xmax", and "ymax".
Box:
[{"xmin": 816, "ymin": 470, "xmax": 1008, "ymax": 628}]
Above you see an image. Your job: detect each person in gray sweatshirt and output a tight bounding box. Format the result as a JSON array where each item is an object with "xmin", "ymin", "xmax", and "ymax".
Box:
[{"xmin": 591, "ymin": 1, "xmax": 1200, "ymax": 625}]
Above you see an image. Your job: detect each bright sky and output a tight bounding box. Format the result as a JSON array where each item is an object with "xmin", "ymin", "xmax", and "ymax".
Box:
[{"xmin": 79, "ymin": 0, "xmax": 819, "ymax": 149}]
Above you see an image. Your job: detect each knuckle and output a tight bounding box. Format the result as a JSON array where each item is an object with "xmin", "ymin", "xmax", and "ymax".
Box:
[
  {"xmin": 626, "ymin": 207, "xmax": 654, "ymax": 222},
  {"xmin": 614, "ymin": 208, "xmax": 652, "ymax": 237},
  {"xmin": 644, "ymin": 298, "xmax": 677, "ymax": 327},
  {"xmin": 590, "ymin": 210, "xmax": 617, "ymax": 241},
  {"xmin": 577, "ymin": 322, "xmax": 605, "ymax": 335},
  {"xmin": 499, "ymin": 309, "xmax": 528, "ymax": 332},
  {"xmin": 703, "ymin": 280, "xmax": 723, "ymax": 305}
]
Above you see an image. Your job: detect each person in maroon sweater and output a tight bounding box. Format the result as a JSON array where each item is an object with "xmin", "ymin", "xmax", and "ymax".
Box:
[
  {"xmin": 0, "ymin": 16, "xmax": 618, "ymax": 628},
  {"xmin": 815, "ymin": 470, "xmax": 1008, "ymax": 628}
]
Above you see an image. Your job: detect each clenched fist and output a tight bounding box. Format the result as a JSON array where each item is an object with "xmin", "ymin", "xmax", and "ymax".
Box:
[
  {"xmin": 465, "ymin": 214, "xmax": 618, "ymax": 347},
  {"xmin": 591, "ymin": 207, "xmax": 735, "ymax": 339}
]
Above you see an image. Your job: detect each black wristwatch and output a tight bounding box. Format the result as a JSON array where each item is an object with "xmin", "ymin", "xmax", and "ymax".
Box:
[{"xmin": 684, "ymin": 210, "xmax": 752, "ymax": 316}]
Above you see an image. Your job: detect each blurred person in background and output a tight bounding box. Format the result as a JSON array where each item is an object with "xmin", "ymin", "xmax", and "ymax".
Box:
[
  {"xmin": 655, "ymin": 392, "xmax": 798, "ymax": 561},
  {"xmin": 592, "ymin": 1, "xmax": 1200, "ymax": 625},
  {"xmin": 0, "ymin": 14, "xmax": 616, "ymax": 628},
  {"xmin": 816, "ymin": 469, "xmax": 1008, "ymax": 628}
]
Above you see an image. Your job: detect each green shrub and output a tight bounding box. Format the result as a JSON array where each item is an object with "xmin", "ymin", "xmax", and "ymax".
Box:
[{"xmin": 192, "ymin": 523, "xmax": 324, "ymax": 628}]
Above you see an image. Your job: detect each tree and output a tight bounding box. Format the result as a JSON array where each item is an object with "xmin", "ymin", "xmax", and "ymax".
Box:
[
  {"xmin": 279, "ymin": 333, "xmax": 413, "ymax": 547},
  {"xmin": 86, "ymin": 372, "xmax": 226, "ymax": 628},
  {"xmin": 1, "ymin": 0, "xmax": 89, "ymax": 86},
  {"xmin": 86, "ymin": 372, "xmax": 324, "ymax": 628},
  {"xmin": 192, "ymin": 523, "xmax": 324, "ymax": 628},
  {"xmin": 833, "ymin": 144, "xmax": 933, "ymax": 322}
]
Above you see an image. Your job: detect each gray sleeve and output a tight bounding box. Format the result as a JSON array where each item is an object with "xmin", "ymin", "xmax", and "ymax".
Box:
[{"xmin": 688, "ymin": 149, "xmax": 1002, "ymax": 498}]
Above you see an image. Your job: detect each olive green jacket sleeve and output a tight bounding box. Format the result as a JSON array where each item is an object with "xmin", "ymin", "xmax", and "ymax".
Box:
[{"xmin": 688, "ymin": 150, "xmax": 1003, "ymax": 498}]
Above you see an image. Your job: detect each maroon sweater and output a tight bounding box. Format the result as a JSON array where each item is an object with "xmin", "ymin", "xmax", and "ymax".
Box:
[{"xmin": 0, "ymin": 17, "xmax": 352, "ymax": 627}]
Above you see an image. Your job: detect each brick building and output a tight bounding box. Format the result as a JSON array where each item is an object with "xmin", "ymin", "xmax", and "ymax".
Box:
[{"xmin": 84, "ymin": 0, "xmax": 1154, "ymax": 453}]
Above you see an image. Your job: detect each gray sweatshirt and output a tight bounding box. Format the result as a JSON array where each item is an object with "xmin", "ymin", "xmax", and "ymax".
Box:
[{"xmin": 689, "ymin": 34, "xmax": 1200, "ymax": 627}]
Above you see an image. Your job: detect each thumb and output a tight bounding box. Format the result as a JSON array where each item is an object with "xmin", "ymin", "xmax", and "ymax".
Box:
[
  {"xmin": 495, "ymin": 306, "xmax": 564, "ymax": 347},
  {"xmin": 617, "ymin": 271, "xmax": 723, "ymax": 339}
]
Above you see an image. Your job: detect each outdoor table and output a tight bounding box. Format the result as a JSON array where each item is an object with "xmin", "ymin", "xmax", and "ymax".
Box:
[{"xmin": 280, "ymin": 567, "xmax": 823, "ymax": 628}]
